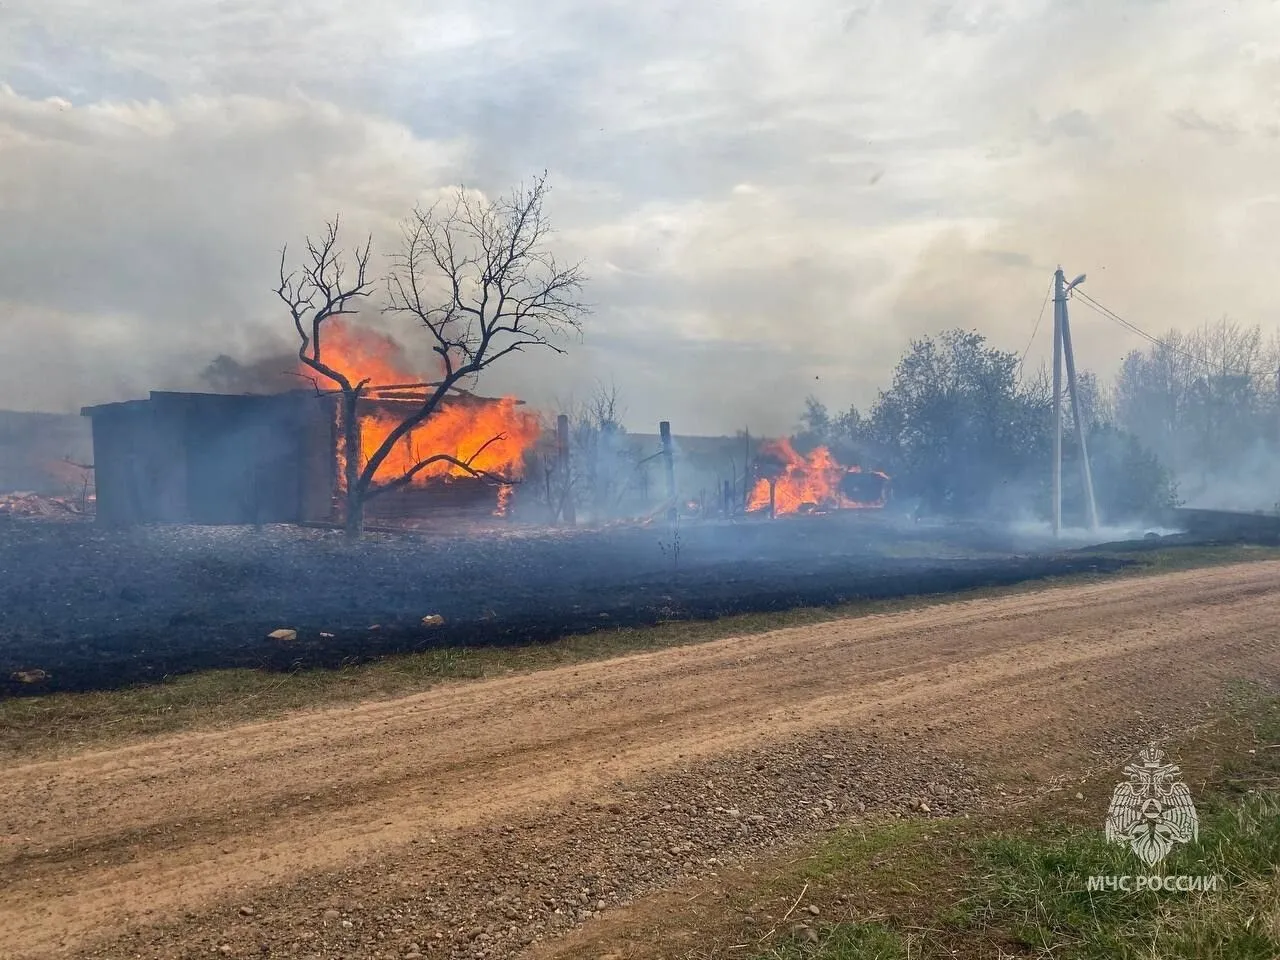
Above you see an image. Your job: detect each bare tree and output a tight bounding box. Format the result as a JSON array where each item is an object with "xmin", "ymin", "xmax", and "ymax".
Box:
[
  {"xmin": 278, "ymin": 176, "xmax": 587, "ymax": 538},
  {"xmin": 380, "ymin": 176, "xmax": 587, "ymax": 524},
  {"xmin": 280, "ymin": 176, "xmax": 586, "ymax": 537}
]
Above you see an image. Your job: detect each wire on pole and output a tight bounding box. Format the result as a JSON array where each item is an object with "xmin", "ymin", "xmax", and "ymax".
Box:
[
  {"xmin": 1018, "ymin": 276, "xmax": 1054, "ymax": 377},
  {"xmin": 1071, "ymin": 289, "xmax": 1268, "ymax": 380}
]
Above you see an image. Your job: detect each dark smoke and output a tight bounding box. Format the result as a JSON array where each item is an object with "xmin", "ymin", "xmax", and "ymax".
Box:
[{"xmin": 199, "ymin": 354, "xmax": 309, "ymax": 395}]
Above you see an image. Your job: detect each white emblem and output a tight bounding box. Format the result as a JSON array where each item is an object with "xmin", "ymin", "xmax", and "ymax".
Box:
[{"xmin": 1105, "ymin": 743, "xmax": 1198, "ymax": 867}]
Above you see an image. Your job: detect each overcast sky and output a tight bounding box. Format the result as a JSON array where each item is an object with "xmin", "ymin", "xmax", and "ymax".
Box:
[{"xmin": 1, "ymin": 1, "xmax": 1277, "ymax": 434}]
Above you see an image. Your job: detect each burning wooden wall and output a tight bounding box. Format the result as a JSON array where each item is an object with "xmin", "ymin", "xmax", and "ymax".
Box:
[{"xmin": 333, "ymin": 392, "xmax": 540, "ymax": 523}]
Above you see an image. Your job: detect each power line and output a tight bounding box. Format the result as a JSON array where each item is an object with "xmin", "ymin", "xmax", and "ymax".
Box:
[
  {"xmin": 1071, "ymin": 290, "xmax": 1169, "ymax": 350},
  {"xmin": 1070, "ymin": 289, "xmax": 1269, "ymax": 381},
  {"xmin": 1018, "ymin": 276, "xmax": 1053, "ymax": 375}
]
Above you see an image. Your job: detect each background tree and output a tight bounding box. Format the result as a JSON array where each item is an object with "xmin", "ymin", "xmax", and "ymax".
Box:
[
  {"xmin": 792, "ymin": 329, "xmax": 1175, "ymax": 524},
  {"xmin": 278, "ymin": 174, "xmax": 586, "ymax": 538},
  {"xmin": 534, "ymin": 381, "xmax": 634, "ymax": 524},
  {"xmin": 794, "ymin": 396, "xmax": 873, "ymax": 466},
  {"xmin": 565, "ymin": 380, "xmax": 635, "ymax": 521},
  {"xmin": 1086, "ymin": 422, "xmax": 1178, "ymax": 520},
  {"xmin": 1115, "ymin": 318, "xmax": 1279, "ymax": 507},
  {"xmin": 863, "ymin": 330, "xmax": 1047, "ymax": 516}
]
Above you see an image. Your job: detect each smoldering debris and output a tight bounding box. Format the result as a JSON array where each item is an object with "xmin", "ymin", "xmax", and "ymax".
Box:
[{"xmin": 0, "ymin": 491, "xmax": 92, "ymax": 518}]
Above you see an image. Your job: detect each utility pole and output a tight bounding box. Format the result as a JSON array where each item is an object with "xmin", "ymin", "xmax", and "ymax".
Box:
[
  {"xmin": 1061, "ymin": 287, "xmax": 1099, "ymax": 530},
  {"xmin": 1275, "ymin": 366, "xmax": 1280, "ymax": 441},
  {"xmin": 1052, "ymin": 269, "xmax": 1064, "ymax": 536},
  {"xmin": 1050, "ymin": 268, "xmax": 1099, "ymax": 534}
]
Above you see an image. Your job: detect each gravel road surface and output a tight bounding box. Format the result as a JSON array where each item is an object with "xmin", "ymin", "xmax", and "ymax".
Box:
[{"xmin": 1, "ymin": 561, "xmax": 1276, "ymax": 959}]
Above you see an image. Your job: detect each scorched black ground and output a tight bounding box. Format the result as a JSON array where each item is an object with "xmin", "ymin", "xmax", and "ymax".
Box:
[{"xmin": 0, "ymin": 513, "xmax": 1135, "ymax": 695}]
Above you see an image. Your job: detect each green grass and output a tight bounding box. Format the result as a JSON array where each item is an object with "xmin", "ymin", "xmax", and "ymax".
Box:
[
  {"xmin": 759, "ymin": 922, "xmax": 909, "ymax": 960},
  {"xmin": 748, "ymin": 695, "xmax": 1280, "ymax": 960},
  {"xmin": 2, "ymin": 543, "xmax": 1276, "ymax": 761},
  {"xmin": 795, "ymin": 821, "xmax": 937, "ymax": 882},
  {"xmin": 955, "ymin": 794, "xmax": 1280, "ymax": 958}
]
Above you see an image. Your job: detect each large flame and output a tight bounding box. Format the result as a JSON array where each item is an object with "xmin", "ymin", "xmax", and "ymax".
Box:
[
  {"xmin": 357, "ymin": 395, "xmax": 541, "ymax": 485},
  {"xmin": 303, "ymin": 320, "xmax": 540, "ymax": 504},
  {"xmin": 747, "ymin": 438, "xmax": 889, "ymax": 515}
]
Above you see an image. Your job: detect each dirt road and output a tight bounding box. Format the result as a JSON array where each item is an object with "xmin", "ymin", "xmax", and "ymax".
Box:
[{"xmin": 2, "ymin": 562, "xmax": 1279, "ymax": 959}]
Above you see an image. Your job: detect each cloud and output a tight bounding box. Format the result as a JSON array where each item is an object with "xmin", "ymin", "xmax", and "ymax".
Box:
[{"xmin": 0, "ymin": 0, "xmax": 1278, "ymax": 436}]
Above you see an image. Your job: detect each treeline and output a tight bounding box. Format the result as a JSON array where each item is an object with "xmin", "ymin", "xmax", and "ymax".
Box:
[
  {"xmin": 1114, "ymin": 320, "xmax": 1280, "ymax": 510},
  {"xmin": 794, "ymin": 319, "xmax": 1280, "ymax": 524}
]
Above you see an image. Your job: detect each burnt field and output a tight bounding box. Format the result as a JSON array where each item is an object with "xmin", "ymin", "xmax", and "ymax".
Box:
[{"xmin": 0, "ymin": 513, "xmax": 1139, "ymax": 695}]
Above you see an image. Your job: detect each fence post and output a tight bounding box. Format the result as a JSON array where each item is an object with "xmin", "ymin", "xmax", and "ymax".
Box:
[
  {"xmin": 556, "ymin": 414, "xmax": 575, "ymax": 526},
  {"xmin": 659, "ymin": 421, "xmax": 676, "ymax": 523}
]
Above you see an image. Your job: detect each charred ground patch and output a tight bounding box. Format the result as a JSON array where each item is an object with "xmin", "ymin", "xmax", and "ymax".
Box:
[{"xmin": 0, "ymin": 515, "xmax": 1136, "ymax": 695}]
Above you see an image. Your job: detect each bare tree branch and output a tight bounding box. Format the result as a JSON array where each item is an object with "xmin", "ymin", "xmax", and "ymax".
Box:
[
  {"xmin": 369, "ymin": 433, "xmax": 514, "ymax": 497},
  {"xmin": 282, "ymin": 370, "xmax": 325, "ymax": 395},
  {"xmin": 275, "ymin": 216, "xmax": 376, "ymax": 393},
  {"xmin": 372, "ymin": 173, "xmax": 586, "ymax": 494}
]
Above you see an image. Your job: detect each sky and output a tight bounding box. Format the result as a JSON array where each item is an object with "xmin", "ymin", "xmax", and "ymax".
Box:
[{"xmin": 1, "ymin": 0, "xmax": 1278, "ymax": 435}]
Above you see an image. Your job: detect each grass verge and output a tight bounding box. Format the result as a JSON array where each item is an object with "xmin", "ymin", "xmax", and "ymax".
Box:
[
  {"xmin": 1, "ymin": 543, "xmax": 1276, "ymax": 761},
  {"xmin": 744, "ymin": 693, "xmax": 1280, "ymax": 960}
]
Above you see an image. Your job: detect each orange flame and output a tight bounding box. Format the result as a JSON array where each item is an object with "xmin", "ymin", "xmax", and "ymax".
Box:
[
  {"xmin": 747, "ymin": 438, "xmax": 889, "ymax": 515},
  {"xmin": 303, "ymin": 320, "xmax": 540, "ymax": 509},
  {"xmin": 314, "ymin": 319, "xmax": 424, "ymax": 387},
  {"xmin": 358, "ymin": 396, "xmax": 541, "ymax": 485}
]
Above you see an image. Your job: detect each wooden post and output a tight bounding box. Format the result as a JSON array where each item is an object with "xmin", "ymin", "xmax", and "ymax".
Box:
[
  {"xmin": 729, "ymin": 458, "xmax": 738, "ymax": 517},
  {"xmin": 659, "ymin": 421, "xmax": 676, "ymax": 523},
  {"xmin": 556, "ymin": 414, "xmax": 575, "ymax": 526},
  {"xmin": 768, "ymin": 478, "xmax": 777, "ymax": 519},
  {"xmin": 742, "ymin": 428, "xmax": 751, "ymax": 513},
  {"xmin": 543, "ymin": 455, "xmax": 554, "ymax": 523}
]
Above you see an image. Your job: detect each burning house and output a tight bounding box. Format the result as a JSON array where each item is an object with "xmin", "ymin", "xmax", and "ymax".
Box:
[
  {"xmin": 81, "ymin": 388, "xmax": 540, "ymax": 527},
  {"xmin": 80, "ymin": 321, "xmax": 543, "ymax": 527},
  {"xmin": 77, "ymin": 325, "xmax": 888, "ymax": 528}
]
